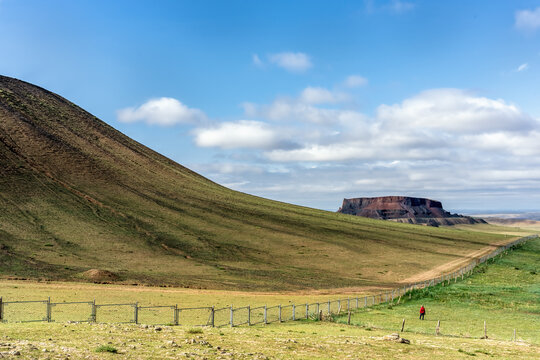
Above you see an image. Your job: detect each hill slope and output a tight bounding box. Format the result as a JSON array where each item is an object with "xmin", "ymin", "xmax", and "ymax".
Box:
[{"xmin": 0, "ymin": 75, "xmax": 506, "ymax": 290}]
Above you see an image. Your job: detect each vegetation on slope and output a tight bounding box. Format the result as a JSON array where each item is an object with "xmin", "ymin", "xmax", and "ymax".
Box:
[
  {"xmin": 0, "ymin": 75, "xmax": 507, "ymax": 290},
  {"xmin": 337, "ymin": 238, "xmax": 540, "ymax": 344}
]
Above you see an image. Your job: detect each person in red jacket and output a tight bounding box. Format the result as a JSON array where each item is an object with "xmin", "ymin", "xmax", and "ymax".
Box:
[{"xmin": 419, "ymin": 305, "xmax": 426, "ymax": 320}]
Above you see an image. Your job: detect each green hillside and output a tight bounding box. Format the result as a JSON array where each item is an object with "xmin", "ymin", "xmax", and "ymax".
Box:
[
  {"xmin": 338, "ymin": 238, "xmax": 540, "ymax": 344},
  {"xmin": 0, "ymin": 75, "xmax": 506, "ymax": 290}
]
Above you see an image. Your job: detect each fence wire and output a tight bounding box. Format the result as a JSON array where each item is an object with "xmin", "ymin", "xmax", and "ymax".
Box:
[
  {"xmin": 138, "ymin": 306, "xmax": 175, "ymax": 325},
  {"xmin": 51, "ymin": 302, "xmax": 93, "ymax": 323},
  {"xmin": 178, "ymin": 307, "xmax": 213, "ymax": 327},
  {"xmin": 95, "ymin": 303, "xmax": 135, "ymax": 324},
  {"xmin": 1, "ymin": 300, "xmax": 48, "ymax": 323}
]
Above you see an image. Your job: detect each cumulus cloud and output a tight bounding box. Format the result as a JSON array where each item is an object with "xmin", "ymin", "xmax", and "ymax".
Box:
[
  {"xmin": 185, "ymin": 86, "xmax": 540, "ymax": 211},
  {"xmin": 117, "ymin": 97, "xmax": 206, "ymax": 126},
  {"xmin": 269, "ymin": 52, "xmax": 312, "ymax": 72},
  {"xmin": 193, "ymin": 120, "xmax": 287, "ymax": 149},
  {"xmin": 515, "ymin": 7, "xmax": 540, "ymax": 31},
  {"xmin": 246, "ymin": 88, "xmax": 539, "ymax": 164},
  {"xmin": 376, "ymin": 89, "xmax": 535, "ymax": 134},
  {"xmin": 343, "ymin": 75, "xmax": 368, "ymax": 88}
]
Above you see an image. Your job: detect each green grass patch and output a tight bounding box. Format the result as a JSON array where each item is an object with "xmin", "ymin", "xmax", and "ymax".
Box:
[
  {"xmin": 336, "ymin": 238, "xmax": 540, "ymax": 344},
  {"xmin": 95, "ymin": 345, "xmax": 118, "ymax": 353}
]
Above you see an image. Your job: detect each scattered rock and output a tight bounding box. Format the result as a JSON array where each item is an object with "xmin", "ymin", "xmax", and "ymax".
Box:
[{"xmin": 383, "ymin": 333, "xmax": 410, "ymax": 344}]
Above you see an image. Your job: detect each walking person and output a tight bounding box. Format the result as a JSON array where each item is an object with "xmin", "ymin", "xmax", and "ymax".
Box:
[{"xmin": 419, "ymin": 305, "xmax": 426, "ymax": 320}]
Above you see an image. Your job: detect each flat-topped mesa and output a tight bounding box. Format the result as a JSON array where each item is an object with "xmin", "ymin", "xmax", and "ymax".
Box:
[{"xmin": 338, "ymin": 196, "xmax": 485, "ymax": 226}]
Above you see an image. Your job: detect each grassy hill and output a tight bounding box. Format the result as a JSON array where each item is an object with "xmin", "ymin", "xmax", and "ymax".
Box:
[{"xmin": 0, "ymin": 75, "xmax": 508, "ymax": 290}]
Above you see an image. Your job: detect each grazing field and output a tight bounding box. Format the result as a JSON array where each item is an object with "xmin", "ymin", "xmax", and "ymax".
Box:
[
  {"xmin": 1, "ymin": 313, "xmax": 539, "ymax": 359},
  {"xmin": 335, "ymin": 238, "xmax": 540, "ymax": 345},
  {"xmin": 1, "ymin": 238, "xmax": 539, "ymax": 359}
]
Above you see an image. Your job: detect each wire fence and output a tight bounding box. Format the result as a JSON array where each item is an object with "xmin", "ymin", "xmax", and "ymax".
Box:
[{"xmin": 0, "ymin": 235, "xmax": 537, "ymax": 328}]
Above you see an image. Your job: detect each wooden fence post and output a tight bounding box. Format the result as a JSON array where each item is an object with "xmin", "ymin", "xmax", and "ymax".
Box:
[
  {"xmin": 247, "ymin": 306, "xmax": 251, "ymax": 326},
  {"xmin": 91, "ymin": 299, "xmax": 96, "ymax": 322},
  {"xmin": 356, "ymin": 297, "xmax": 359, "ymax": 309},
  {"xmin": 279, "ymin": 304, "xmax": 282, "ymax": 322},
  {"xmin": 305, "ymin": 303, "xmax": 309, "ymax": 320},
  {"xmin": 0, "ymin": 297, "xmax": 3, "ymax": 322},
  {"xmin": 364, "ymin": 296, "xmax": 367, "ymax": 308},
  {"xmin": 318, "ymin": 310, "xmax": 322, "ymax": 321},
  {"xmin": 436, "ymin": 320, "xmax": 440, "ymax": 336},
  {"xmin": 230, "ymin": 305, "xmax": 234, "ymax": 327},
  {"xmin": 337, "ymin": 300, "xmax": 341, "ymax": 313},
  {"xmin": 134, "ymin": 302, "xmax": 138, "ymax": 324},
  {"xmin": 316, "ymin": 303, "xmax": 319, "ymax": 317},
  {"xmin": 401, "ymin": 318, "xmax": 405, "ymax": 332},
  {"xmin": 347, "ymin": 311, "xmax": 351, "ymax": 325},
  {"xmin": 264, "ymin": 305, "xmax": 267, "ymax": 324},
  {"xmin": 328, "ymin": 300, "xmax": 331, "ymax": 314},
  {"xmin": 211, "ymin": 306, "xmax": 215, "ymax": 327},
  {"xmin": 174, "ymin": 304, "xmax": 178, "ymax": 326},
  {"xmin": 46, "ymin": 297, "xmax": 52, "ymax": 323},
  {"xmin": 292, "ymin": 304, "xmax": 296, "ymax": 321},
  {"xmin": 347, "ymin": 298, "xmax": 350, "ymax": 311},
  {"xmin": 513, "ymin": 329, "xmax": 516, "ymax": 342},
  {"xmin": 483, "ymin": 321, "xmax": 487, "ymax": 339}
]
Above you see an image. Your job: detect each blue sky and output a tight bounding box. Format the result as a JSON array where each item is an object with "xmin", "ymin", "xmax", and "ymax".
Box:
[{"xmin": 1, "ymin": 0, "xmax": 540, "ymax": 212}]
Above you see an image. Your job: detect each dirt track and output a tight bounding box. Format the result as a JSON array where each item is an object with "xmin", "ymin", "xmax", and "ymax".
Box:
[{"xmin": 399, "ymin": 237, "xmax": 517, "ymax": 284}]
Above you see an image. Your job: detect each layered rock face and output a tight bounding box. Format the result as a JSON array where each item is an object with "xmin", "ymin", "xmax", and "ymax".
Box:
[{"xmin": 338, "ymin": 196, "xmax": 485, "ymax": 226}]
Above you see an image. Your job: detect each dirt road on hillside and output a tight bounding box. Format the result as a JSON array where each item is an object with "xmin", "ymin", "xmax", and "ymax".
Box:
[{"xmin": 399, "ymin": 238, "xmax": 517, "ymax": 284}]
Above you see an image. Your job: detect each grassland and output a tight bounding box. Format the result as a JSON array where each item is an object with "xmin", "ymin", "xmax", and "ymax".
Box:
[
  {"xmin": 1, "ymin": 238, "xmax": 539, "ymax": 359},
  {"xmin": 0, "ymin": 75, "xmax": 515, "ymax": 291},
  {"xmin": 2, "ymin": 321, "xmax": 539, "ymax": 360},
  {"xmin": 335, "ymin": 238, "xmax": 540, "ymax": 345}
]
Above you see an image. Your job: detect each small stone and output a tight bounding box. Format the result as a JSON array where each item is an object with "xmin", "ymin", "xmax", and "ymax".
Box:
[
  {"xmin": 155, "ymin": 327, "xmax": 162, "ymax": 331},
  {"xmin": 9, "ymin": 350, "xmax": 21, "ymax": 356}
]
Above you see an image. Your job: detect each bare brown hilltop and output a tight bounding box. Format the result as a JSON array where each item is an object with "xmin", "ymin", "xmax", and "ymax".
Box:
[{"xmin": 338, "ymin": 196, "xmax": 485, "ymax": 227}]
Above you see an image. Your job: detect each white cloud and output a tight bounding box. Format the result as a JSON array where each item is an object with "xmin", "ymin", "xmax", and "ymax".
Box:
[
  {"xmin": 117, "ymin": 97, "xmax": 206, "ymax": 126},
  {"xmin": 266, "ymin": 143, "xmax": 375, "ymax": 162},
  {"xmin": 343, "ymin": 75, "xmax": 368, "ymax": 88},
  {"xmin": 515, "ymin": 7, "xmax": 540, "ymax": 31},
  {"xmin": 376, "ymin": 89, "xmax": 534, "ymax": 134},
  {"xmin": 193, "ymin": 120, "xmax": 284, "ymax": 149},
  {"xmin": 516, "ymin": 63, "xmax": 529, "ymax": 72},
  {"xmin": 299, "ymin": 86, "xmax": 349, "ymax": 104},
  {"xmin": 259, "ymin": 98, "xmax": 365, "ymax": 124},
  {"xmin": 269, "ymin": 52, "xmax": 312, "ymax": 72},
  {"xmin": 252, "ymin": 54, "xmax": 263, "ymax": 67},
  {"xmin": 387, "ymin": 0, "xmax": 415, "ymax": 13},
  {"xmin": 186, "ymin": 86, "xmax": 540, "ymax": 212},
  {"xmin": 248, "ymin": 88, "xmax": 538, "ymax": 163},
  {"xmin": 247, "ymin": 86, "xmax": 362, "ymax": 124}
]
